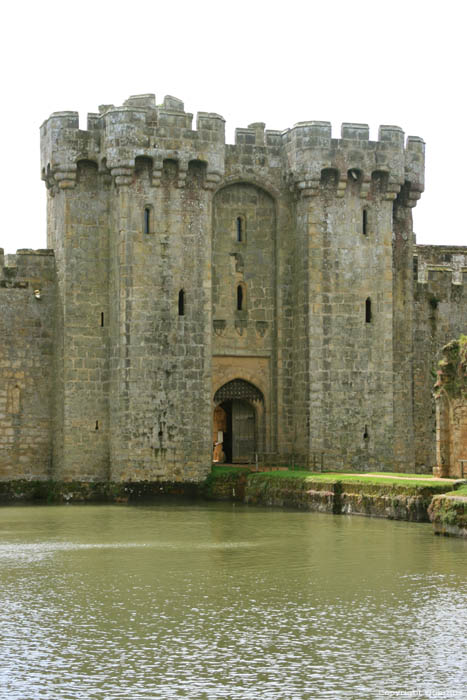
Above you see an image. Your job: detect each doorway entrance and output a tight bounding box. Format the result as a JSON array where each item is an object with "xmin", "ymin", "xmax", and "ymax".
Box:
[{"xmin": 213, "ymin": 379, "xmax": 264, "ymax": 463}]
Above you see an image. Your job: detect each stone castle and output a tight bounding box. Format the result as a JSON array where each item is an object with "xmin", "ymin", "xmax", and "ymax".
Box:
[{"xmin": 1, "ymin": 92, "xmax": 466, "ymax": 483}]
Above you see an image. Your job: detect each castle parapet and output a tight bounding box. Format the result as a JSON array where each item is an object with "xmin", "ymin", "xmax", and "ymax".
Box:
[
  {"xmin": 284, "ymin": 120, "xmax": 424, "ymax": 201},
  {"xmin": 103, "ymin": 107, "xmax": 150, "ymax": 185},
  {"xmin": 415, "ymin": 246, "xmax": 467, "ymax": 286},
  {"xmin": 41, "ymin": 93, "xmax": 228, "ymax": 190},
  {"xmin": 404, "ymin": 136, "xmax": 425, "ymax": 205},
  {"xmin": 40, "ymin": 92, "xmax": 424, "ymax": 201},
  {"xmin": 0, "ymin": 249, "xmax": 55, "ymax": 290}
]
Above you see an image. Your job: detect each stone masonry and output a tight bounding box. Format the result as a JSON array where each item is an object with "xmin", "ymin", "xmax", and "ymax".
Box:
[
  {"xmin": 433, "ymin": 336, "xmax": 467, "ymax": 478},
  {"xmin": 0, "ymin": 91, "xmax": 466, "ymax": 482}
]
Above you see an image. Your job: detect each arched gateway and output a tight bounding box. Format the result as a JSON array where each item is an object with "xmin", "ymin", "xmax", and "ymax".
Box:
[{"xmin": 213, "ymin": 379, "xmax": 264, "ymax": 463}]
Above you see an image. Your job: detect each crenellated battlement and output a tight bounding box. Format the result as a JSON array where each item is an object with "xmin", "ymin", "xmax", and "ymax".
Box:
[
  {"xmin": 41, "ymin": 93, "xmax": 227, "ymax": 191},
  {"xmin": 0, "ymin": 249, "xmax": 55, "ymax": 289},
  {"xmin": 283, "ymin": 121, "xmax": 424, "ymax": 201},
  {"xmin": 414, "ymin": 245, "xmax": 467, "ymax": 286},
  {"xmin": 40, "ymin": 92, "xmax": 424, "ymax": 201}
]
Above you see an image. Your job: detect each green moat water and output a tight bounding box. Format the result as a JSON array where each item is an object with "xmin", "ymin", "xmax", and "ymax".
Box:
[{"xmin": 0, "ymin": 502, "xmax": 466, "ymax": 700}]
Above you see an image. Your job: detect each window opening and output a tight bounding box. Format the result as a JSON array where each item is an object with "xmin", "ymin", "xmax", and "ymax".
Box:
[
  {"xmin": 237, "ymin": 285, "xmax": 244, "ymax": 311},
  {"xmin": 236, "ymin": 217, "xmax": 243, "ymax": 242},
  {"xmin": 363, "ymin": 425, "xmax": 369, "ymax": 440},
  {"xmin": 144, "ymin": 207, "xmax": 151, "ymax": 234},
  {"xmin": 178, "ymin": 289, "xmax": 185, "ymax": 316},
  {"xmin": 95, "ymin": 420, "xmax": 99, "ymax": 431},
  {"xmin": 100, "ymin": 312, "xmax": 104, "ymax": 327},
  {"xmin": 362, "ymin": 208, "xmax": 368, "ymax": 236},
  {"xmin": 365, "ymin": 297, "xmax": 372, "ymax": 323}
]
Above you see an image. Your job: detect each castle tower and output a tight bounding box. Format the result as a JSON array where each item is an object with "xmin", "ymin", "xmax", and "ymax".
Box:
[
  {"xmin": 41, "ymin": 110, "xmax": 111, "ymax": 480},
  {"xmin": 285, "ymin": 122, "xmax": 424, "ymax": 470},
  {"xmin": 40, "ymin": 94, "xmax": 225, "ymax": 481}
]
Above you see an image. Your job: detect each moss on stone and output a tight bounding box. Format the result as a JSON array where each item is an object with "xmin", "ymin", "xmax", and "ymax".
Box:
[
  {"xmin": 428, "ymin": 492, "xmax": 467, "ymax": 536},
  {"xmin": 435, "ymin": 335, "xmax": 467, "ymax": 399}
]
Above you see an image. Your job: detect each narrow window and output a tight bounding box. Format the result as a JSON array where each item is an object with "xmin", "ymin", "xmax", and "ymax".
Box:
[
  {"xmin": 144, "ymin": 206, "xmax": 151, "ymax": 234},
  {"xmin": 95, "ymin": 420, "xmax": 99, "ymax": 431},
  {"xmin": 362, "ymin": 208, "xmax": 368, "ymax": 236},
  {"xmin": 100, "ymin": 312, "xmax": 104, "ymax": 327},
  {"xmin": 363, "ymin": 425, "xmax": 369, "ymax": 440},
  {"xmin": 178, "ymin": 289, "xmax": 185, "ymax": 316},
  {"xmin": 237, "ymin": 285, "xmax": 243, "ymax": 311},
  {"xmin": 236, "ymin": 217, "xmax": 243, "ymax": 242},
  {"xmin": 365, "ymin": 297, "xmax": 372, "ymax": 323}
]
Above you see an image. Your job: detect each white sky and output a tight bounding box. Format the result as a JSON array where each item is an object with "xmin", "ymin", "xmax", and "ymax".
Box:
[{"xmin": 1, "ymin": 0, "xmax": 465, "ymax": 253}]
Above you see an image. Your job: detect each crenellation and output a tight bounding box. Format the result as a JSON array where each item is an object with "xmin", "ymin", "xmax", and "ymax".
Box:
[
  {"xmin": 415, "ymin": 245, "xmax": 467, "ymax": 286},
  {"xmin": 265, "ymin": 130, "xmax": 282, "ymax": 148},
  {"xmin": 235, "ymin": 127, "xmax": 257, "ymax": 146},
  {"xmin": 378, "ymin": 124, "xmax": 405, "ymax": 146},
  {"xmin": 86, "ymin": 113, "xmax": 101, "ymax": 131},
  {"xmin": 1, "ymin": 249, "xmax": 54, "ymax": 283},
  {"xmin": 124, "ymin": 93, "xmax": 156, "ymax": 109},
  {"xmin": 40, "ymin": 95, "xmax": 425, "ymax": 206},
  {"xmin": 341, "ymin": 123, "xmax": 370, "ymax": 140}
]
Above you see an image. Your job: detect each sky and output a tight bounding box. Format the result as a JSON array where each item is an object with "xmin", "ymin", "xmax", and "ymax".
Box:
[{"xmin": 1, "ymin": 0, "xmax": 465, "ymax": 253}]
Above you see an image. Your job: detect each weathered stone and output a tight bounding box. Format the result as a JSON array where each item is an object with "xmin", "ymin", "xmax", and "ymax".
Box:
[{"xmin": 0, "ymin": 91, "xmax": 465, "ymax": 483}]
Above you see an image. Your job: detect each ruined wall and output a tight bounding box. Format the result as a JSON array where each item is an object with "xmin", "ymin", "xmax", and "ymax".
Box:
[
  {"xmin": 0, "ymin": 250, "xmax": 55, "ymax": 480},
  {"xmin": 433, "ymin": 337, "xmax": 467, "ymax": 478},
  {"xmin": 413, "ymin": 247, "xmax": 467, "ymax": 471}
]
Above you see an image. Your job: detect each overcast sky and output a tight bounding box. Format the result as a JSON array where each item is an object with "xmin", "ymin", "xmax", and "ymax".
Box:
[{"xmin": 1, "ymin": 0, "xmax": 464, "ymax": 253}]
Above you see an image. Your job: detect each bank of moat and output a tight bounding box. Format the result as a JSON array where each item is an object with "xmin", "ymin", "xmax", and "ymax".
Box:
[{"xmin": 1, "ymin": 91, "xmax": 467, "ymax": 483}]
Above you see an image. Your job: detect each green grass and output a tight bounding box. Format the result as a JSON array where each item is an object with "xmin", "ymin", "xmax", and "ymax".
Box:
[
  {"xmin": 211, "ymin": 465, "xmax": 250, "ymax": 476},
  {"xmin": 444, "ymin": 484, "xmax": 467, "ymax": 497},
  {"xmin": 246, "ymin": 470, "xmax": 446, "ymax": 488},
  {"xmin": 209, "ymin": 465, "xmax": 461, "ymax": 489},
  {"xmin": 360, "ymin": 471, "xmax": 434, "ymax": 479}
]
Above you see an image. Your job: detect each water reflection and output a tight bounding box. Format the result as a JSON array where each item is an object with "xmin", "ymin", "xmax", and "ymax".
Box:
[{"xmin": 0, "ymin": 502, "xmax": 466, "ymax": 699}]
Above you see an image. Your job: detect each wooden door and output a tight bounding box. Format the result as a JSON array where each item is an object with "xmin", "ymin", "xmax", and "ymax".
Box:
[{"xmin": 232, "ymin": 399, "xmax": 255, "ymax": 463}]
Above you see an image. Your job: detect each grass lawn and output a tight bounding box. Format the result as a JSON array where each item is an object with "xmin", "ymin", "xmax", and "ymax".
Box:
[
  {"xmin": 444, "ymin": 484, "xmax": 467, "ymax": 497},
  {"xmin": 250, "ymin": 471, "xmax": 440, "ymax": 488},
  {"xmin": 210, "ymin": 465, "xmax": 458, "ymax": 489}
]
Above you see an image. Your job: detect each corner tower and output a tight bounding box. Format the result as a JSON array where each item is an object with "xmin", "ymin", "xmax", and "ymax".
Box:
[
  {"xmin": 285, "ymin": 122, "xmax": 424, "ymax": 470},
  {"xmin": 41, "ymin": 94, "xmax": 225, "ymax": 481}
]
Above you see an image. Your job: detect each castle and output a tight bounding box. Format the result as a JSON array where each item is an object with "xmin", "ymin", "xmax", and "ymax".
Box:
[{"xmin": 0, "ymin": 92, "xmax": 466, "ymax": 483}]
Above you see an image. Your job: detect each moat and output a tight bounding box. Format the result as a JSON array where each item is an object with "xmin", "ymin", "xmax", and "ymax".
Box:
[{"xmin": 1, "ymin": 502, "xmax": 466, "ymax": 699}]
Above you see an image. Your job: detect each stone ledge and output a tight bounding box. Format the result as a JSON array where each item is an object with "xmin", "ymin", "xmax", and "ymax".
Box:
[{"xmin": 428, "ymin": 493, "xmax": 467, "ymax": 537}]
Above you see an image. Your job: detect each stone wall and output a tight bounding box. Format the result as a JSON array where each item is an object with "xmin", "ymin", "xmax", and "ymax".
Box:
[
  {"xmin": 0, "ymin": 250, "xmax": 55, "ymax": 480},
  {"xmin": 284, "ymin": 123, "xmax": 424, "ymax": 471},
  {"xmin": 300, "ymin": 171, "xmax": 395, "ymax": 470},
  {"xmin": 46, "ymin": 157, "xmax": 110, "ymax": 481},
  {"xmin": 0, "ymin": 91, "xmax": 436, "ymax": 481},
  {"xmin": 432, "ymin": 337, "xmax": 467, "ymax": 478},
  {"xmin": 108, "ymin": 156, "xmax": 214, "ymax": 482},
  {"xmin": 413, "ymin": 247, "xmax": 467, "ymax": 471},
  {"xmin": 212, "ymin": 182, "xmax": 277, "ymax": 458}
]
